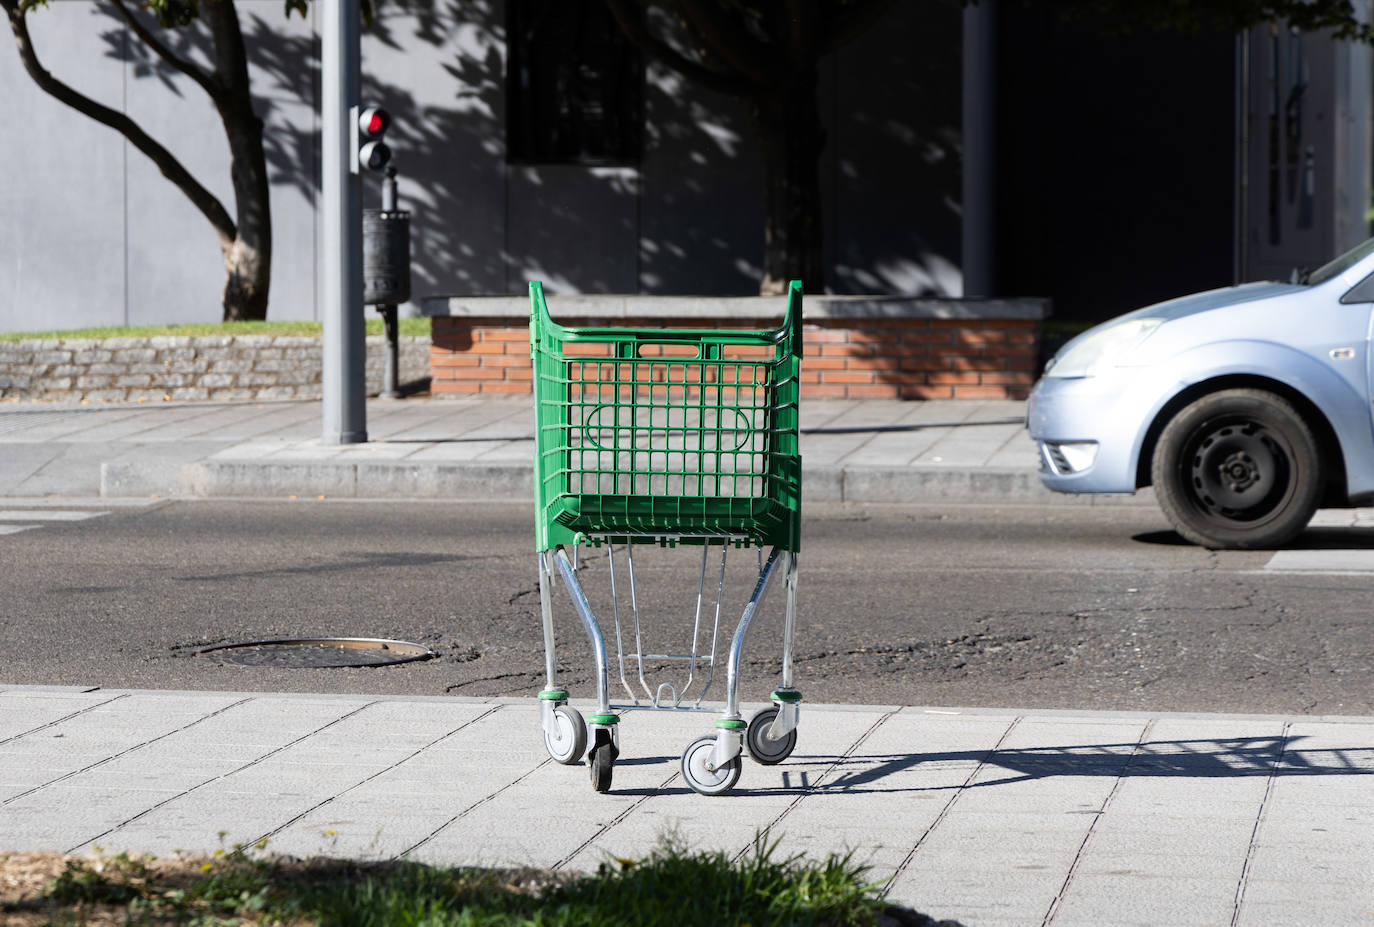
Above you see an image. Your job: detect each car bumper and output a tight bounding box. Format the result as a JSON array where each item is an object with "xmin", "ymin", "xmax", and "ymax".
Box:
[{"xmin": 1026, "ymin": 370, "xmax": 1172, "ymax": 494}]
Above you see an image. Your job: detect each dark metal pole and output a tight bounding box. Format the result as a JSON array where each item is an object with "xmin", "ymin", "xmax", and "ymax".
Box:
[
  {"xmin": 378, "ymin": 167, "xmax": 400, "ymax": 399},
  {"xmin": 962, "ymin": 0, "xmax": 998, "ymax": 299},
  {"xmin": 322, "ymin": 0, "xmax": 367, "ymax": 444},
  {"xmin": 379, "ymin": 305, "xmax": 400, "ymax": 398}
]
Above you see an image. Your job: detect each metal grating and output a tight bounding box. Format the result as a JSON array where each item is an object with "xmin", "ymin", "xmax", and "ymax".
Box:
[{"xmin": 558, "ymin": 359, "xmax": 772, "ymax": 499}]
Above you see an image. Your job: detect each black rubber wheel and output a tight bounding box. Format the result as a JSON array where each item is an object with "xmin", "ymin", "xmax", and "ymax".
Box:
[
  {"xmin": 1152, "ymin": 389, "xmax": 1321, "ymax": 549},
  {"xmin": 588, "ymin": 728, "xmax": 617, "ymax": 792},
  {"xmin": 745, "ymin": 706, "xmax": 797, "ymax": 765}
]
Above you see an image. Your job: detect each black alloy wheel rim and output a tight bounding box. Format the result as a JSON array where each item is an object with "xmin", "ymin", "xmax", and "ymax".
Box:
[{"xmin": 1184, "ymin": 417, "xmax": 1296, "ymax": 526}]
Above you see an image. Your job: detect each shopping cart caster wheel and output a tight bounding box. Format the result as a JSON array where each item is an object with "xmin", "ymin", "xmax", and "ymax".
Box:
[
  {"xmin": 680, "ymin": 735, "xmax": 741, "ymax": 796},
  {"xmin": 544, "ymin": 705, "xmax": 587, "ymax": 765},
  {"xmin": 745, "ymin": 706, "xmax": 796, "ymax": 765},
  {"xmin": 588, "ymin": 728, "xmax": 617, "ymax": 792}
]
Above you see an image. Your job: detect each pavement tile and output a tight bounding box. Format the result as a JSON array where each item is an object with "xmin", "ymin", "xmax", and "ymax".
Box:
[
  {"xmin": 0, "ymin": 445, "xmax": 64, "ymax": 493},
  {"xmin": 1235, "ymin": 899, "xmax": 1374, "ymax": 927},
  {"xmin": 0, "ymin": 705, "xmax": 114, "ymax": 740},
  {"xmin": 886, "ymin": 869, "xmax": 1060, "ymax": 923},
  {"xmin": 1071, "ymin": 850, "xmax": 1246, "ymax": 881},
  {"xmin": 1051, "ymin": 874, "xmax": 1240, "ymax": 926},
  {"xmin": 1108, "ymin": 775, "xmax": 1270, "ymax": 806},
  {"xmin": 1082, "ymin": 829, "xmax": 1254, "ymax": 861},
  {"xmin": 1250, "ymin": 827, "xmax": 1374, "ymax": 856},
  {"xmin": 3, "ymin": 783, "xmax": 185, "ymax": 836},
  {"xmin": 954, "ymin": 777, "xmax": 1119, "ymax": 813},
  {"xmin": 1242, "ymin": 850, "xmax": 1374, "ymax": 885},
  {"xmin": 1241, "ymin": 872, "xmax": 1374, "ymax": 901},
  {"xmin": 1266, "ymin": 774, "xmax": 1374, "ymax": 805},
  {"xmin": 1088, "ymin": 812, "xmax": 1264, "ymax": 840}
]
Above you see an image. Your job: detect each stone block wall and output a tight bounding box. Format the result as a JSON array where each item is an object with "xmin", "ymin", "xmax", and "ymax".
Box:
[{"xmin": 0, "ymin": 334, "xmax": 431, "ymax": 402}]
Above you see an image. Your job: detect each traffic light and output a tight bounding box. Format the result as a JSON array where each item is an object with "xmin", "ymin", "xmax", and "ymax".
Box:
[{"xmin": 353, "ymin": 105, "xmax": 391, "ymax": 173}]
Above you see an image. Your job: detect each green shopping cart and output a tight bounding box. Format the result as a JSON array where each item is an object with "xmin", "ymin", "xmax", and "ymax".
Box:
[{"xmin": 529, "ymin": 280, "xmax": 804, "ymax": 795}]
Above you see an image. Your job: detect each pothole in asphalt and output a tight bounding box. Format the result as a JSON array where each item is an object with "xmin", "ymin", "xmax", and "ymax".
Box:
[{"xmin": 193, "ymin": 637, "xmax": 436, "ymax": 668}]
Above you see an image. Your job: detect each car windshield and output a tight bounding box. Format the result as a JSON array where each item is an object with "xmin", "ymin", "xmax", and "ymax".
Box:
[{"xmin": 1305, "ymin": 236, "xmax": 1374, "ymax": 286}]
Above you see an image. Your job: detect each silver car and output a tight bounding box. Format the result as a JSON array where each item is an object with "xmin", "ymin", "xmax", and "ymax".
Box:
[{"xmin": 1028, "ymin": 236, "xmax": 1374, "ymax": 549}]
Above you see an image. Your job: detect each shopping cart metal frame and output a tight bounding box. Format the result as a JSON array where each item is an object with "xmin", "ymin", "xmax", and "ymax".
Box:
[{"xmin": 528, "ymin": 280, "xmax": 804, "ymax": 795}]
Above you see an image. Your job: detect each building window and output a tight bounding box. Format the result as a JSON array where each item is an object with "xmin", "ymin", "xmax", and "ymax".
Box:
[{"xmin": 506, "ymin": 0, "xmax": 644, "ymax": 165}]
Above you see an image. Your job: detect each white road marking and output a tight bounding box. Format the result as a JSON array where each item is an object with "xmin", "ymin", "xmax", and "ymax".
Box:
[
  {"xmin": 1262, "ymin": 549, "xmax": 1374, "ymax": 573},
  {"xmin": 0, "ymin": 509, "xmax": 111, "ymax": 537},
  {"xmin": 0, "ymin": 510, "xmax": 109, "ymax": 521}
]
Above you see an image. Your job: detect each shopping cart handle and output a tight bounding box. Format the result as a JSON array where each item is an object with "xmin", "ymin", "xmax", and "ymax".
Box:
[
  {"xmin": 785, "ymin": 280, "xmax": 804, "ymax": 359},
  {"xmin": 530, "ymin": 279, "xmax": 803, "ymax": 358}
]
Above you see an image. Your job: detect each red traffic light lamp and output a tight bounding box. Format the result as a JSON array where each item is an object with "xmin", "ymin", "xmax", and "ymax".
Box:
[
  {"xmin": 353, "ymin": 105, "xmax": 392, "ymax": 173},
  {"xmin": 360, "ymin": 107, "xmax": 388, "ymax": 136}
]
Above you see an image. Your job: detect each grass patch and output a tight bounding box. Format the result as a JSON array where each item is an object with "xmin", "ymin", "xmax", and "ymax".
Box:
[
  {"xmin": 0, "ymin": 317, "xmax": 431, "ymax": 342},
  {"xmin": 0, "ymin": 833, "xmax": 938, "ymax": 927}
]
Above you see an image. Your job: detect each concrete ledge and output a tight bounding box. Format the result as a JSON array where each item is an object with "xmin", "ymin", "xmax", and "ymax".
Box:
[
  {"xmin": 139, "ymin": 458, "xmax": 1154, "ymax": 506},
  {"xmin": 196, "ymin": 460, "xmax": 360, "ymax": 498},
  {"xmin": 421, "ymin": 294, "xmax": 1052, "ymax": 321},
  {"xmin": 355, "ymin": 461, "xmax": 535, "ymax": 498},
  {"xmin": 842, "ymin": 466, "xmax": 1056, "ymax": 503}
]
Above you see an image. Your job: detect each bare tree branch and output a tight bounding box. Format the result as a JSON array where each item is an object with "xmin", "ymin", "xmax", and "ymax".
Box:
[
  {"xmin": 108, "ymin": 0, "xmax": 222, "ymax": 102},
  {"xmin": 2, "ymin": 0, "xmax": 237, "ymax": 246},
  {"xmin": 605, "ymin": 0, "xmax": 753, "ymax": 98}
]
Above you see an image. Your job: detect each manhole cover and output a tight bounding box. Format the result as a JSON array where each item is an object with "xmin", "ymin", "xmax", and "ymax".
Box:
[{"xmin": 193, "ymin": 638, "xmax": 435, "ymax": 668}]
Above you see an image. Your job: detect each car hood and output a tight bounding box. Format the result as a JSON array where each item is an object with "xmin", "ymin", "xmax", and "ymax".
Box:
[
  {"xmin": 1116, "ymin": 281, "xmax": 1303, "ymax": 325},
  {"xmin": 1058, "ymin": 281, "xmax": 1304, "ymax": 355}
]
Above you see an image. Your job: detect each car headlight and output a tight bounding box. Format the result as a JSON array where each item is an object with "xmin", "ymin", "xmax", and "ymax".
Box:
[{"xmin": 1044, "ymin": 318, "xmax": 1163, "ymax": 378}]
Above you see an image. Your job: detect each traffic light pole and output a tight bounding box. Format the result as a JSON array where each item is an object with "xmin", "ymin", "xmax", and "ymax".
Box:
[{"xmin": 321, "ymin": 0, "xmax": 367, "ymax": 444}]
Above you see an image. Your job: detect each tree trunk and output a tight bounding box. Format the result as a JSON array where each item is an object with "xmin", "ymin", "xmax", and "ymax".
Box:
[
  {"xmin": 751, "ymin": 72, "xmax": 826, "ymax": 297},
  {"xmin": 204, "ymin": 0, "xmax": 271, "ymax": 322},
  {"xmin": 216, "ymin": 119, "xmax": 270, "ymax": 321},
  {"xmin": 221, "ymin": 237, "xmax": 267, "ymax": 321}
]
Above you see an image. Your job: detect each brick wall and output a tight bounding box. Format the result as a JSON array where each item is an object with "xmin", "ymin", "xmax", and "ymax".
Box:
[
  {"xmin": 431, "ymin": 315, "xmax": 1040, "ymax": 400},
  {"xmin": 429, "ymin": 321, "xmax": 534, "ymax": 396},
  {"xmin": 0, "ymin": 334, "xmax": 430, "ymax": 402}
]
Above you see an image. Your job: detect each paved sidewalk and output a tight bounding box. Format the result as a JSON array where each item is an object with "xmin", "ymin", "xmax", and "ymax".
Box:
[
  {"xmin": 3, "ymin": 686, "xmax": 1371, "ymax": 925},
  {"xmin": 0, "ymin": 396, "xmax": 1129, "ymax": 504}
]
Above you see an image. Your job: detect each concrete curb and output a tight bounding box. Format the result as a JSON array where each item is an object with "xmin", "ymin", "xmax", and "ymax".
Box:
[{"xmin": 102, "ymin": 458, "xmax": 1157, "ymax": 505}]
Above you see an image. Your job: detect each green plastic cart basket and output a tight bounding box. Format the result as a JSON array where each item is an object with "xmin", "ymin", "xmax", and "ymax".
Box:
[
  {"xmin": 528, "ymin": 281, "xmax": 805, "ymax": 796},
  {"xmin": 529, "ymin": 280, "xmax": 802, "ymax": 553}
]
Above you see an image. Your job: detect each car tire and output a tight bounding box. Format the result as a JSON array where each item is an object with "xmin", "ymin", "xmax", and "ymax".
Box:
[{"xmin": 1152, "ymin": 388, "xmax": 1321, "ymax": 550}]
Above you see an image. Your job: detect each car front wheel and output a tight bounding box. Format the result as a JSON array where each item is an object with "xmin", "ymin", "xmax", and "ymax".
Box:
[{"xmin": 1152, "ymin": 388, "xmax": 1321, "ymax": 549}]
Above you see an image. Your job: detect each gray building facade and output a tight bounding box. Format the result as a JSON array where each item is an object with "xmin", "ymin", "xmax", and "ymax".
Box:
[
  {"xmin": 1, "ymin": 0, "xmax": 962, "ymax": 334},
  {"xmin": 3, "ymin": 1, "xmax": 1372, "ymax": 336}
]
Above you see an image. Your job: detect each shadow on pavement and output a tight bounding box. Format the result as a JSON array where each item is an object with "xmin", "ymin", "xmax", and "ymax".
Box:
[
  {"xmin": 801, "ymin": 418, "xmax": 1023, "ymax": 436},
  {"xmin": 809, "ymin": 735, "xmax": 1374, "ymax": 793},
  {"xmin": 1133, "ymin": 526, "xmax": 1374, "ymax": 550}
]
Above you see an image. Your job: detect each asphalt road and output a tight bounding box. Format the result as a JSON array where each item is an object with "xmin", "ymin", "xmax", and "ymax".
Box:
[{"xmin": 4, "ymin": 499, "xmax": 1372, "ymax": 715}]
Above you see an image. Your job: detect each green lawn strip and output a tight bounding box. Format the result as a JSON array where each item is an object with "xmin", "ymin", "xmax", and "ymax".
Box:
[
  {"xmin": 0, "ymin": 318, "xmax": 431, "ymax": 342},
  {"xmin": 5, "ymin": 834, "xmax": 902, "ymax": 926}
]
